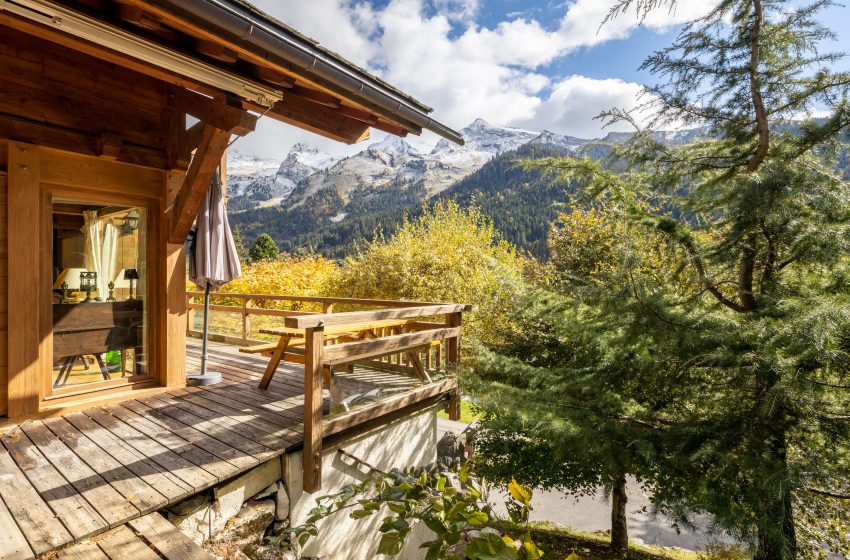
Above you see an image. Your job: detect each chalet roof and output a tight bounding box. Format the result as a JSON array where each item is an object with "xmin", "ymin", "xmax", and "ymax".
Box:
[{"xmin": 143, "ymin": 0, "xmax": 464, "ymax": 145}]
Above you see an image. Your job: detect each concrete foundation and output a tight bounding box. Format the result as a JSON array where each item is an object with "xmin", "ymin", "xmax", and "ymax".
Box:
[{"xmin": 287, "ymin": 407, "xmax": 439, "ymax": 560}]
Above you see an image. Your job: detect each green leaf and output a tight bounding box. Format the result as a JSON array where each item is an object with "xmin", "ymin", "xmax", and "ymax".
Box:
[
  {"xmin": 350, "ymin": 509, "xmax": 374, "ymax": 519},
  {"xmin": 565, "ymin": 552, "xmax": 582, "ymax": 560},
  {"xmin": 387, "ymin": 502, "xmax": 407, "ymax": 514},
  {"xmin": 437, "ymin": 476, "xmax": 447, "ymax": 492},
  {"xmin": 464, "ymin": 511, "xmax": 490, "ymax": 527},
  {"xmin": 377, "ymin": 533, "xmax": 403, "ymax": 556}
]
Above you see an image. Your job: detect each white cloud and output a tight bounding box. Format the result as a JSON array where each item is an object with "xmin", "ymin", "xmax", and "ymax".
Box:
[
  {"xmin": 510, "ymin": 75, "xmax": 648, "ymax": 138},
  {"xmin": 238, "ymin": 0, "xmax": 714, "ymax": 159}
]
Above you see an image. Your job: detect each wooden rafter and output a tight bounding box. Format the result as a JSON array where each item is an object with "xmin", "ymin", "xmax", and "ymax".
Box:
[
  {"xmin": 256, "ymin": 95, "xmax": 371, "ymax": 145},
  {"xmin": 168, "ymin": 123, "xmax": 230, "ymax": 243},
  {"xmin": 170, "ymin": 88, "xmax": 257, "ymax": 137}
]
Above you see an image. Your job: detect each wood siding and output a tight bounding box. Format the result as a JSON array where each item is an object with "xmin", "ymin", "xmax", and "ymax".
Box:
[
  {"xmin": 0, "ymin": 170, "xmax": 6, "ymax": 417},
  {"xmin": 0, "ymin": 26, "xmax": 173, "ymax": 169}
]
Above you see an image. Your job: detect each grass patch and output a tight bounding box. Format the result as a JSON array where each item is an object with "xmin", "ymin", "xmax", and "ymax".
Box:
[
  {"xmin": 437, "ymin": 400, "xmax": 482, "ymax": 423},
  {"xmin": 497, "ymin": 521, "xmax": 706, "ymax": 560}
]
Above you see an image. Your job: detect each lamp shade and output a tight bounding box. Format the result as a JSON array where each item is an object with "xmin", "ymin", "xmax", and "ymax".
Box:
[
  {"xmin": 113, "ymin": 268, "xmax": 138, "ymax": 288},
  {"xmin": 53, "ymin": 267, "xmax": 88, "ymax": 289}
]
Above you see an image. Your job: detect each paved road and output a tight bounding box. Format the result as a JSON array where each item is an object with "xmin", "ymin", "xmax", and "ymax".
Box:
[{"xmin": 437, "ymin": 418, "xmax": 728, "ymax": 552}]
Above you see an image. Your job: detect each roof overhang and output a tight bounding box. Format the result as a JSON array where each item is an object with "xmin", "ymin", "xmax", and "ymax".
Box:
[{"xmin": 0, "ymin": 0, "xmax": 464, "ymax": 146}]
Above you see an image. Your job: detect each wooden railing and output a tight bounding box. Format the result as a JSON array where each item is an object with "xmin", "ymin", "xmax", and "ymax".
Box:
[{"xmin": 186, "ymin": 292, "xmax": 475, "ymax": 492}]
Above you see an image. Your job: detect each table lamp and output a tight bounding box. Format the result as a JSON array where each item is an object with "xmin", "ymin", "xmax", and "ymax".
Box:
[
  {"xmin": 53, "ymin": 267, "xmax": 87, "ymax": 303},
  {"xmin": 114, "ymin": 268, "xmax": 139, "ymax": 300}
]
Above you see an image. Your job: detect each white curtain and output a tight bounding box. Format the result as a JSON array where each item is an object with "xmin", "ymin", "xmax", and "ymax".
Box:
[
  {"xmin": 82, "ymin": 210, "xmax": 103, "ymax": 297},
  {"xmin": 101, "ymin": 221, "xmax": 119, "ymax": 298},
  {"xmin": 82, "ymin": 211, "xmax": 120, "ymax": 299}
]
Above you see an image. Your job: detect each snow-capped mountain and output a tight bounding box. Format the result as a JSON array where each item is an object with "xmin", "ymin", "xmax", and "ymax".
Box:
[
  {"xmin": 227, "ymin": 150, "xmax": 280, "ymax": 195},
  {"xmin": 227, "ymin": 118, "xmax": 701, "ymax": 213},
  {"xmin": 227, "ymin": 144, "xmax": 337, "ymax": 206},
  {"xmin": 276, "ymin": 143, "xmax": 337, "ymax": 197}
]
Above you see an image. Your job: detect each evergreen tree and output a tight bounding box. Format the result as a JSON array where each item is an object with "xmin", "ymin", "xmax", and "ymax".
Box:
[
  {"xmin": 249, "ymin": 233, "xmax": 280, "ymax": 262},
  {"xmin": 471, "ymin": 1, "xmax": 850, "ymax": 559}
]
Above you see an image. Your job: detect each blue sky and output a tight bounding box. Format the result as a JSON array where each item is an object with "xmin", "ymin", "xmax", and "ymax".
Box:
[{"xmin": 236, "ymin": 0, "xmax": 850, "ymax": 159}]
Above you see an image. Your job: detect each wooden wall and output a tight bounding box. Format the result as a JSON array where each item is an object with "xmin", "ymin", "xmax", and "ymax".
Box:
[
  {"xmin": 0, "ymin": 140, "xmax": 6, "ymax": 416},
  {"xmin": 0, "ymin": 25, "xmax": 174, "ymax": 170}
]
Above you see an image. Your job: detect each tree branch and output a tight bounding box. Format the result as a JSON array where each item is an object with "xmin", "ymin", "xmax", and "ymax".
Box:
[
  {"xmin": 678, "ymin": 235, "xmax": 746, "ymax": 312},
  {"xmin": 809, "ymin": 487, "xmax": 850, "ymax": 500},
  {"xmin": 747, "ymin": 0, "xmax": 770, "ymax": 172}
]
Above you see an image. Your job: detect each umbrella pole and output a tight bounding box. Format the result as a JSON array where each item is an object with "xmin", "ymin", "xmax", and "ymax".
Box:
[{"xmin": 201, "ymin": 283, "xmax": 210, "ymax": 377}]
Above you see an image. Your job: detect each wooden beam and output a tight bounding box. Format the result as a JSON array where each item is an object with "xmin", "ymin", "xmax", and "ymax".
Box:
[
  {"xmin": 291, "ymin": 85, "xmax": 341, "ymax": 108},
  {"xmin": 303, "ymin": 327, "xmax": 325, "ymax": 493},
  {"xmin": 7, "ymin": 143, "xmax": 41, "ymax": 417},
  {"xmin": 259, "ymin": 96, "xmax": 371, "ymax": 145},
  {"xmin": 195, "ymin": 39, "xmax": 239, "ymax": 63},
  {"xmin": 171, "ymin": 88, "xmax": 257, "ymax": 136},
  {"xmin": 254, "ymin": 67, "xmax": 296, "ymax": 88},
  {"xmin": 446, "ymin": 312, "xmax": 462, "ymax": 421},
  {"xmin": 0, "ymin": 112, "xmax": 171, "ymax": 169},
  {"xmin": 184, "ymin": 121, "xmax": 205, "ymax": 154},
  {"xmin": 323, "ymin": 379, "xmax": 456, "ymax": 438},
  {"xmin": 115, "ymin": 4, "xmax": 164, "ymax": 31},
  {"xmin": 322, "ymin": 327, "xmax": 461, "ymax": 366},
  {"xmin": 167, "ymin": 124, "xmax": 230, "ymax": 243},
  {"xmin": 284, "ymin": 304, "xmax": 470, "ymax": 329}
]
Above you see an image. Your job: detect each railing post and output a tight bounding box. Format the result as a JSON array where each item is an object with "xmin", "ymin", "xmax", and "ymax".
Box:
[
  {"xmin": 322, "ymin": 302, "xmax": 334, "ymax": 313},
  {"xmin": 303, "ymin": 326, "xmax": 325, "ymax": 493},
  {"xmin": 446, "ymin": 312, "xmax": 462, "ymax": 421},
  {"xmin": 242, "ymin": 297, "xmax": 251, "ymax": 344}
]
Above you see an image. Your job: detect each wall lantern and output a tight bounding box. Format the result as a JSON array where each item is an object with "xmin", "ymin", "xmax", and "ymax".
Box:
[{"xmin": 122, "ymin": 209, "xmax": 140, "ymax": 235}]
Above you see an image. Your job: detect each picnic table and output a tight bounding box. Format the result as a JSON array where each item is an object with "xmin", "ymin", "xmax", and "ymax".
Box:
[{"xmin": 240, "ymin": 318, "xmax": 429, "ymax": 410}]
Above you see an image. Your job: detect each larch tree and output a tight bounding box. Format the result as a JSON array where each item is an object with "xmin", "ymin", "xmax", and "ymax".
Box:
[{"xmin": 469, "ymin": 1, "xmax": 850, "ymax": 559}]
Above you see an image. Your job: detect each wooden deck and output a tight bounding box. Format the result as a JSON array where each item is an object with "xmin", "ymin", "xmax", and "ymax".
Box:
[{"xmin": 0, "ymin": 340, "xmax": 424, "ymax": 559}]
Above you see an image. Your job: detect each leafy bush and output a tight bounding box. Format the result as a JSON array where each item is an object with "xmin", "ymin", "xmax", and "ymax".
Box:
[
  {"xmin": 329, "ymin": 200, "xmax": 527, "ymax": 346},
  {"xmin": 279, "ymin": 463, "xmax": 544, "ymax": 560},
  {"xmin": 220, "ymin": 255, "xmax": 337, "ymax": 311}
]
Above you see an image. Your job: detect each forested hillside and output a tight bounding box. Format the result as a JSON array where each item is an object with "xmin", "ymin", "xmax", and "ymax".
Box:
[
  {"xmin": 229, "ymin": 129, "xmax": 850, "ymax": 261},
  {"xmin": 229, "ymin": 143, "xmax": 574, "ymax": 258}
]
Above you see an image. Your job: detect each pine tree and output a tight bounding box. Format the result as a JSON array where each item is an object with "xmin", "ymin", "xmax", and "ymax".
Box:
[
  {"xmin": 249, "ymin": 233, "xmax": 280, "ymax": 262},
  {"xmin": 471, "ymin": 1, "xmax": 850, "ymax": 559}
]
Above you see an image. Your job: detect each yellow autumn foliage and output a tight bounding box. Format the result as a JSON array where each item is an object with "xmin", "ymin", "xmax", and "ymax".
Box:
[
  {"xmin": 328, "ymin": 200, "xmax": 527, "ymax": 345},
  {"xmin": 190, "ymin": 254, "xmax": 338, "ymax": 311}
]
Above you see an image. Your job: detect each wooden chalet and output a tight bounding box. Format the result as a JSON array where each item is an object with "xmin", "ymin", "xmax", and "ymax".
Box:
[{"xmin": 0, "ymin": 1, "xmax": 469, "ymax": 558}]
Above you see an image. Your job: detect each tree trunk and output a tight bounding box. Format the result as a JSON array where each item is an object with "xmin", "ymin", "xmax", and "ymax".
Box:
[
  {"xmin": 754, "ymin": 428, "xmax": 797, "ymax": 560},
  {"xmin": 611, "ymin": 474, "xmax": 629, "ymax": 554}
]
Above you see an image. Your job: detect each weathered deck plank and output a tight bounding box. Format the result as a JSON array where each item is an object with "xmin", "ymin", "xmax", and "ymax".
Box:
[
  {"xmin": 0, "ymin": 339, "xmax": 424, "ymax": 559},
  {"xmin": 55, "ymin": 541, "xmax": 109, "ymax": 560},
  {"xmin": 82, "ymin": 408, "xmax": 217, "ymax": 492},
  {"xmin": 41, "ymin": 417, "xmax": 168, "ymax": 516},
  {"xmin": 95, "ymin": 525, "xmax": 160, "ymax": 560},
  {"xmin": 0, "ymin": 494, "xmax": 32, "ymax": 560},
  {"xmin": 63, "ymin": 412, "xmax": 193, "ymax": 503},
  {"xmin": 0, "ymin": 428, "xmax": 108, "ymax": 540},
  {"xmin": 0, "ymin": 442, "xmax": 71, "ymax": 554},
  {"xmin": 120, "ymin": 399, "xmax": 260, "ymax": 472},
  {"xmin": 20, "ymin": 421, "xmax": 140, "ymax": 528}
]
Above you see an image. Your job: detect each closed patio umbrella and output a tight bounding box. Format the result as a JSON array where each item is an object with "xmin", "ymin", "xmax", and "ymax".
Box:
[{"xmin": 188, "ymin": 169, "xmax": 242, "ymax": 385}]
